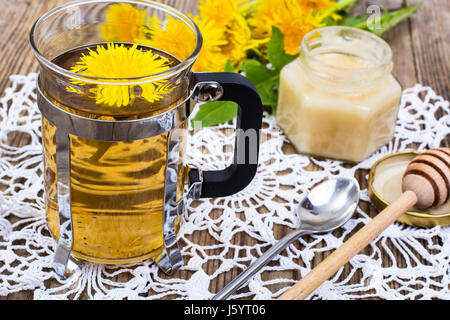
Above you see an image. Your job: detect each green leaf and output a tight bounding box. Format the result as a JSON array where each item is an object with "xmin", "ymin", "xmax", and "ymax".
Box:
[
  {"xmin": 240, "ymin": 27, "xmax": 298, "ymax": 109},
  {"xmin": 323, "ymin": 16, "xmax": 338, "ymax": 26},
  {"xmin": 372, "ymin": 4, "xmax": 420, "ymax": 36},
  {"xmin": 347, "ymin": 4, "xmax": 421, "ymax": 36},
  {"xmin": 224, "ymin": 60, "xmax": 234, "ymax": 72},
  {"xmin": 338, "ymin": 15, "xmax": 369, "ymax": 27},
  {"xmin": 268, "ymin": 26, "xmax": 297, "ymax": 70},
  {"xmin": 191, "ymin": 101, "xmax": 238, "ymax": 128},
  {"xmin": 190, "ymin": 60, "xmax": 238, "ymax": 128},
  {"xmin": 240, "ymin": 59, "xmax": 279, "ymax": 107}
]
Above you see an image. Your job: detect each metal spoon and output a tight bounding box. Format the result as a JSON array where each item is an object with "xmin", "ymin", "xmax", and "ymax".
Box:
[{"xmin": 211, "ymin": 177, "xmax": 360, "ymax": 300}]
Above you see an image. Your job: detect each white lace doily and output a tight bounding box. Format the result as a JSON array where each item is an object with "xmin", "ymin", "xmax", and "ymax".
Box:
[{"xmin": 0, "ymin": 73, "xmax": 449, "ymax": 300}]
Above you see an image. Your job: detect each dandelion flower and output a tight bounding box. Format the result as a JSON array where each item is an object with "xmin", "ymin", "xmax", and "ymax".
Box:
[
  {"xmin": 197, "ymin": 0, "xmax": 254, "ymax": 29},
  {"xmin": 195, "ymin": 0, "xmax": 261, "ymax": 69},
  {"xmin": 100, "ymin": 3, "xmax": 147, "ymax": 43},
  {"xmin": 137, "ymin": 14, "xmax": 197, "ymax": 63},
  {"xmin": 139, "ymin": 12, "xmax": 228, "ymax": 72},
  {"xmin": 250, "ymin": 0, "xmax": 338, "ymax": 55},
  {"xmin": 222, "ymin": 13, "xmax": 267, "ymax": 66},
  {"xmin": 68, "ymin": 43, "xmax": 173, "ymax": 107},
  {"xmin": 191, "ymin": 16, "xmax": 229, "ymax": 72}
]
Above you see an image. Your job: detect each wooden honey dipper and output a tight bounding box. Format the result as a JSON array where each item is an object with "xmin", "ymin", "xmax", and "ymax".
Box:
[{"xmin": 279, "ymin": 147, "xmax": 450, "ymax": 300}]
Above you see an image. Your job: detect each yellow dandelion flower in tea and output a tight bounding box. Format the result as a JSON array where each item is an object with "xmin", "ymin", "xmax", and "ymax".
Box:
[
  {"xmin": 67, "ymin": 43, "xmax": 173, "ymax": 108},
  {"xmin": 100, "ymin": 3, "xmax": 147, "ymax": 43},
  {"xmin": 250, "ymin": 0, "xmax": 338, "ymax": 55}
]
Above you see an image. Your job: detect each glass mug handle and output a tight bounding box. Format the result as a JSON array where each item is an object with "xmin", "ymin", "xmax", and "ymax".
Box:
[{"xmin": 188, "ymin": 72, "xmax": 263, "ymax": 198}]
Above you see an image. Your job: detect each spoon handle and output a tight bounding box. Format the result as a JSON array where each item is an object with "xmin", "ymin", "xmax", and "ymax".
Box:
[
  {"xmin": 278, "ymin": 190, "xmax": 418, "ymax": 300},
  {"xmin": 211, "ymin": 228, "xmax": 310, "ymax": 300}
]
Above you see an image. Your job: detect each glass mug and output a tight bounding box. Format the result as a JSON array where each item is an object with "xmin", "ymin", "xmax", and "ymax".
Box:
[{"xmin": 30, "ymin": 0, "xmax": 262, "ymax": 277}]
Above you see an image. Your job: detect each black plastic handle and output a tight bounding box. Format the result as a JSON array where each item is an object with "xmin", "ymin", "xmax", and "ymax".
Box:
[{"xmin": 189, "ymin": 72, "xmax": 263, "ymax": 198}]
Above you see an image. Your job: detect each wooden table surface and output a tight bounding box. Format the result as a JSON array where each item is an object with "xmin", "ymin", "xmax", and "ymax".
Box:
[{"xmin": 0, "ymin": 0, "xmax": 448, "ymax": 300}]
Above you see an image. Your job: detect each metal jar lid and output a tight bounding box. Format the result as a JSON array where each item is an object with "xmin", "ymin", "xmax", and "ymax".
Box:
[{"xmin": 368, "ymin": 150, "xmax": 450, "ymax": 228}]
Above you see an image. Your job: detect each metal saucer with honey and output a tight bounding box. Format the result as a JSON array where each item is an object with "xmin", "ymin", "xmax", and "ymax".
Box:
[{"xmin": 368, "ymin": 150, "xmax": 450, "ymax": 228}]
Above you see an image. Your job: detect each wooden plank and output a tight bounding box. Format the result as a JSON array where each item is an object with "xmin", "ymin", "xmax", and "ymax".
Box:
[
  {"xmin": 0, "ymin": 0, "xmax": 66, "ymax": 94},
  {"xmin": 408, "ymin": 0, "xmax": 449, "ymax": 100},
  {"xmin": 349, "ymin": 0, "xmax": 418, "ymax": 88}
]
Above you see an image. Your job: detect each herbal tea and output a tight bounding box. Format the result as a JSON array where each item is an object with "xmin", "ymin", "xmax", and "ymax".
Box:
[{"xmin": 43, "ymin": 43, "xmax": 187, "ymax": 263}]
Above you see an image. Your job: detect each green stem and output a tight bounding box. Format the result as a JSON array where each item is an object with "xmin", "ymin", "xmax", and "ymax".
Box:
[
  {"xmin": 336, "ymin": 0, "xmax": 360, "ymax": 10},
  {"xmin": 352, "ymin": 4, "xmax": 421, "ymax": 34}
]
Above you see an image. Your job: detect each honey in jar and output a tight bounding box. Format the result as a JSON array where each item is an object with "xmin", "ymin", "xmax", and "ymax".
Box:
[{"xmin": 277, "ymin": 26, "xmax": 402, "ymax": 162}]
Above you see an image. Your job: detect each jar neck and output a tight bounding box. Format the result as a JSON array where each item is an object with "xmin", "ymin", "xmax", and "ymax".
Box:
[{"xmin": 298, "ymin": 27, "xmax": 393, "ymax": 95}]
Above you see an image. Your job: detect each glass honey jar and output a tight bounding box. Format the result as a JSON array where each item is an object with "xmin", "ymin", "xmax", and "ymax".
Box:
[{"xmin": 277, "ymin": 26, "xmax": 402, "ymax": 162}]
